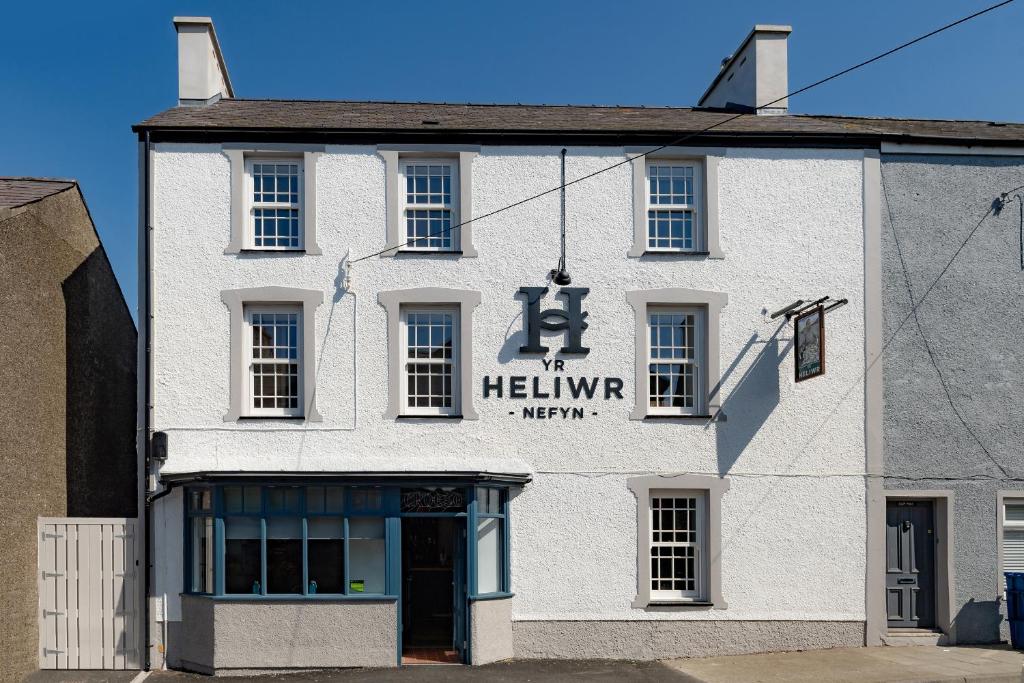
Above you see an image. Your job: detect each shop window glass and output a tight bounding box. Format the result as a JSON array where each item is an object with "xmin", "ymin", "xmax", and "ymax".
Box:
[
  {"xmin": 267, "ymin": 517, "xmax": 303, "ymax": 594},
  {"xmin": 349, "ymin": 517, "xmax": 386, "ymax": 594},
  {"xmin": 190, "ymin": 516, "xmax": 213, "ymax": 593},
  {"xmin": 477, "ymin": 517, "xmax": 501, "ymax": 594},
  {"xmin": 307, "ymin": 517, "xmax": 344, "ymax": 594},
  {"xmin": 225, "ymin": 517, "xmax": 261, "ymax": 594}
]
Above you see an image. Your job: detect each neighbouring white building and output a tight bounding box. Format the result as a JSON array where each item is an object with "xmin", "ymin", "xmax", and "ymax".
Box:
[{"xmin": 139, "ymin": 18, "xmax": 888, "ymax": 673}]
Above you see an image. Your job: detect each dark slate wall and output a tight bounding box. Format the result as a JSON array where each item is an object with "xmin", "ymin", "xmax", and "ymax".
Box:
[
  {"xmin": 881, "ymin": 154, "xmax": 1024, "ymax": 643},
  {"xmin": 63, "ymin": 246, "xmax": 137, "ymax": 517}
]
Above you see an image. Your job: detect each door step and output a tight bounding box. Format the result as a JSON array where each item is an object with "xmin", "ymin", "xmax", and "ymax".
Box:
[{"xmin": 882, "ymin": 628, "xmax": 947, "ymax": 646}]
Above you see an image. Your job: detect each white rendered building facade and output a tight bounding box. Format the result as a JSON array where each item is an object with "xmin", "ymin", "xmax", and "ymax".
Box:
[{"xmin": 140, "ymin": 19, "xmax": 878, "ymax": 673}]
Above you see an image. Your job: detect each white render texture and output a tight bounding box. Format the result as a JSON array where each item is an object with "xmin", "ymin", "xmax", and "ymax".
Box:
[{"xmin": 151, "ymin": 144, "xmax": 867, "ymax": 623}]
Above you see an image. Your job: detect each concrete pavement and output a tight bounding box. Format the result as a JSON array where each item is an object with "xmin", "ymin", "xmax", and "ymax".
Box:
[
  {"xmin": 22, "ymin": 646, "xmax": 1024, "ymax": 682},
  {"xmin": 664, "ymin": 645, "xmax": 1024, "ymax": 683}
]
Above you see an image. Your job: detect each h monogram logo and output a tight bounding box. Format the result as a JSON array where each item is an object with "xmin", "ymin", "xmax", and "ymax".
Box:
[{"xmin": 518, "ymin": 286, "xmax": 590, "ymax": 355}]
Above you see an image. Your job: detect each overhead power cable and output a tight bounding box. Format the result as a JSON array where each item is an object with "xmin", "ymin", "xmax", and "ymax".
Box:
[{"xmin": 350, "ymin": 0, "xmax": 1016, "ymax": 264}]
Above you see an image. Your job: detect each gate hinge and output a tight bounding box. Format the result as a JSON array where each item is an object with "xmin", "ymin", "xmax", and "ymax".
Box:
[
  {"xmin": 115, "ymin": 571, "xmax": 135, "ymax": 578},
  {"xmin": 114, "ymin": 534, "xmax": 133, "ymax": 539},
  {"xmin": 42, "ymin": 648, "xmax": 65, "ymax": 655},
  {"xmin": 42, "ymin": 571, "xmax": 65, "ymax": 579},
  {"xmin": 41, "ymin": 532, "xmax": 64, "ymax": 540},
  {"xmin": 42, "ymin": 609, "xmax": 65, "ymax": 617}
]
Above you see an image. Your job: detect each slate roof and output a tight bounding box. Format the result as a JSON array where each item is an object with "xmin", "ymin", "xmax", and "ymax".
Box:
[
  {"xmin": 134, "ymin": 99, "xmax": 1024, "ymax": 145},
  {"xmin": 0, "ymin": 177, "xmax": 76, "ymax": 210}
]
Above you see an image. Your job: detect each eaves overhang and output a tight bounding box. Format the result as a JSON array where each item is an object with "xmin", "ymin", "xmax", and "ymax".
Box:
[{"xmin": 160, "ymin": 469, "xmax": 534, "ymax": 486}]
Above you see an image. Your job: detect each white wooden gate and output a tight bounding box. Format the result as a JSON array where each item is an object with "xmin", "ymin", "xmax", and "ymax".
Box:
[{"xmin": 37, "ymin": 518, "xmax": 141, "ymax": 670}]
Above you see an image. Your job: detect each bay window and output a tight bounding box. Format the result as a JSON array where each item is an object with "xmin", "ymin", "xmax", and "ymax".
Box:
[{"xmin": 184, "ymin": 483, "xmax": 516, "ymax": 602}]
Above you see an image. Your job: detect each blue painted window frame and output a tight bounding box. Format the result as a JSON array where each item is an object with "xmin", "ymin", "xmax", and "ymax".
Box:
[
  {"xmin": 184, "ymin": 483, "xmax": 398, "ymax": 600},
  {"xmin": 470, "ymin": 486, "xmax": 512, "ymax": 598}
]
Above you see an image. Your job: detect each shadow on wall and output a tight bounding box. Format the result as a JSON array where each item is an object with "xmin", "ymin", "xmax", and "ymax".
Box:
[
  {"xmin": 63, "ymin": 247, "xmax": 138, "ymax": 518},
  {"xmin": 715, "ymin": 325, "xmax": 788, "ymax": 476},
  {"xmin": 952, "ymin": 598, "xmax": 1004, "ymax": 644}
]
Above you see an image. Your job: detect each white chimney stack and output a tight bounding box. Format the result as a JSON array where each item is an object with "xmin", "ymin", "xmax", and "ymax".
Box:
[
  {"xmin": 173, "ymin": 17, "xmax": 233, "ymax": 106},
  {"xmin": 698, "ymin": 25, "xmax": 791, "ymax": 115}
]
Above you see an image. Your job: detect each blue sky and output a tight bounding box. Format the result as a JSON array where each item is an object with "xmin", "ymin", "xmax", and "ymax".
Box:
[{"xmin": 2, "ymin": 1, "xmax": 1021, "ymax": 315}]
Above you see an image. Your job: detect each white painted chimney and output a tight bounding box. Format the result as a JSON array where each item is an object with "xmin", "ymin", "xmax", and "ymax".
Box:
[
  {"xmin": 174, "ymin": 16, "xmax": 233, "ymax": 106},
  {"xmin": 698, "ymin": 25, "xmax": 791, "ymax": 115}
]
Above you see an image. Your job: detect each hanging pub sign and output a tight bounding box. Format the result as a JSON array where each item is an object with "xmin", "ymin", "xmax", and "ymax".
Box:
[{"xmin": 794, "ymin": 305, "xmax": 825, "ymax": 382}]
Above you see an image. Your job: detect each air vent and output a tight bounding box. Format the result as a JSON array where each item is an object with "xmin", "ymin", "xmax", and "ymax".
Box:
[{"xmin": 422, "ymin": 120, "xmax": 440, "ymax": 125}]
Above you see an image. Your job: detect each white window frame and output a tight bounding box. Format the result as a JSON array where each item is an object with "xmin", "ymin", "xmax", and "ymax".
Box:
[
  {"xmin": 644, "ymin": 161, "xmax": 703, "ymax": 253},
  {"xmin": 245, "ymin": 157, "xmax": 304, "ymax": 251},
  {"xmin": 645, "ymin": 306, "xmax": 705, "ymax": 417},
  {"xmin": 399, "ymin": 305, "xmax": 460, "ymax": 417},
  {"xmin": 244, "ymin": 304, "xmax": 303, "ymax": 418},
  {"xmin": 398, "ymin": 158, "xmax": 460, "ymax": 253},
  {"xmin": 1003, "ymin": 498, "xmax": 1024, "ymax": 575},
  {"xmin": 649, "ymin": 489, "xmax": 707, "ymax": 602},
  {"xmin": 626, "ymin": 288, "xmax": 728, "ymax": 421}
]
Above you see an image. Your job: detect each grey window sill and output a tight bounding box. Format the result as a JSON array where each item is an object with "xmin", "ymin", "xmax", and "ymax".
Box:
[
  {"xmin": 395, "ymin": 249, "xmax": 465, "ymax": 255},
  {"xmin": 396, "ymin": 414, "xmax": 464, "ymax": 420},
  {"xmin": 237, "ymin": 415, "xmax": 307, "ymax": 421},
  {"xmin": 237, "ymin": 249, "xmax": 309, "ymax": 255},
  {"xmin": 643, "ymin": 414, "xmax": 715, "ymax": 421},
  {"xmin": 641, "ymin": 250, "xmax": 712, "ymax": 257},
  {"xmin": 469, "ymin": 592, "xmax": 515, "ymax": 601}
]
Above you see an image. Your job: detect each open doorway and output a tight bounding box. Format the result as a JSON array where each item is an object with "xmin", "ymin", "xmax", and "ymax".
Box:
[{"xmin": 401, "ymin": 517, "xmax": 466, "ymax": 664}]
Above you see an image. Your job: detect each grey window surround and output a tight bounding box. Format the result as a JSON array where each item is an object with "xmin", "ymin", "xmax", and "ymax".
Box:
[
  {"xmin": 224, "ymin": 148, "xmax": 323, "ymax": 255},
  {"xmin": 377, "ymin": 287, "xmax": 482, "ymax": 420},
  {"xmin": 378, "ymin": 147, "xmax": 479, "ymax": 257},
  {"xmin": 221, "ymin": 286, "xmax": 324, "ymax": 422},
  {"xmin": 627, "ymin": 147, "xmax": 724, "ymax": 259},
  {"xmin": 626, "ymin": 288, "xmax": 728, "ymax": 420},
  {"xmin": 628, "ymin": 474, "xmax": 729, "ymax": 609}
]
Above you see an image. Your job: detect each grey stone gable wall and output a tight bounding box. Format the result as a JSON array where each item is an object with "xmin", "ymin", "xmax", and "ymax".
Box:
[
  {"xmin": 880, "ymin": 154, "xmax": 1024, "ymax": 643},
  {"xmin": 0, "ymin": 187, "xmax": 137, "ymax": 679}
]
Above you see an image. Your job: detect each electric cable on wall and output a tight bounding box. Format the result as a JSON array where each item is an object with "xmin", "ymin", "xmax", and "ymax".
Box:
[{"xmin": 348, "ymin": 0, "xmax": 1015, "ymax": 265}]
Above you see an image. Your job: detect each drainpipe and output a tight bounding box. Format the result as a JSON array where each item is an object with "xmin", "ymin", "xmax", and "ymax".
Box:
[{"xmin": 141, "ymin": 128, "xmax": 154, "ymax": 671}]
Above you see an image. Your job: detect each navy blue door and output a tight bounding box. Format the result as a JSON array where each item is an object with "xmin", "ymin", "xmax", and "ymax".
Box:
[{"xmin": 886, "ymin": 500, "xmax": 935, "ymax": 628}]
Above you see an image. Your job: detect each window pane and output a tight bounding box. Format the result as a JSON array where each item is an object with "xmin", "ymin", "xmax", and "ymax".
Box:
[
  {"xmin": 1008, "ymin": 505, "xmax": 1024, "ymax": 523},
  {"xmin": 189, "ymin": 489, "xmax": 212, "ymax": 513},
  {"xmin": 268, "ymin": 487, "xmax": 301, "ymax": 514},
  {"xmin": 225, "ymin": 518, "xmax": 261, "ymax": 594},
  {"xmin": 350, "ymin": 489, "xmax": 383, "ymax": 513},
  {"xmin": 250, "ymin": 310, "xmax": 300, "ymax": 412},
  {"xmin": 190, "ymin": 517, "xmax": 213, "ymax": 593},
  {"xmin": 650, "ymin": 495, "xmax": 701, "ymax": 597},
  {"xmin": 477, "ymin": 517, "xmax": 502, "ymax": 594},
  {"xmin": 307, "ymin": 486, "xmax": 325, "ymax": 514},
  {"xmin": 267, "ymin": 517, "xmax": 302, "ymax": 594},
  {"xmin": 405, "ymin": 310, "xmax": 455, "ymax": 411},
  {"xmin": 349, "ymin": 516, "xmax": 385, "ymax": 594},
  {"xmin": 224, "ymin": 486, "xmax": 262, "ymax": 514},
  {"xmin": 308, "ymin": 517, "xmax": 344, "ymax": 594}
]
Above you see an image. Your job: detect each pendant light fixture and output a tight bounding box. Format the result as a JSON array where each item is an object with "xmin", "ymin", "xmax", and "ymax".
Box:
[{"xmin": 550, "ymin": 148, "xmax": 572, "ymax": 286}]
